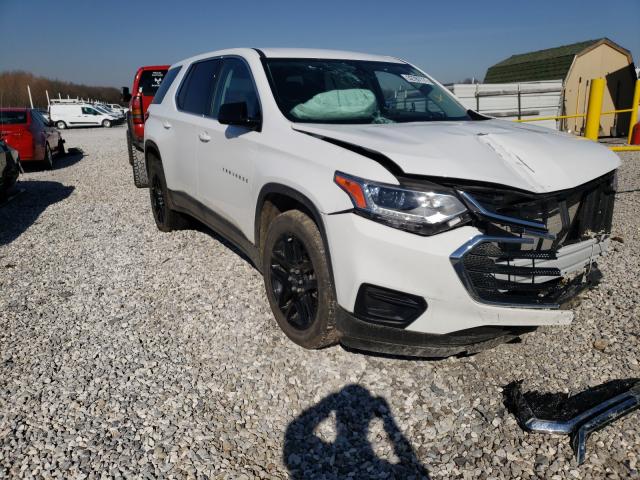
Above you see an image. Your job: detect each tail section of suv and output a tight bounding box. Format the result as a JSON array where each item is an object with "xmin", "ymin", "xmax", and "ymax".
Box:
[
  {"xmin": 122, "ymin": 65, "xmax": 169, "ymax": 187},
  {"xmin": 144, "ymin": 48, "xmax": 619, "ymax": 358}
]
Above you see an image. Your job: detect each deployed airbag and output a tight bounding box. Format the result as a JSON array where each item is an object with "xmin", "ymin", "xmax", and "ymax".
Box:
[{"xmin": 291, "ymin": 89, "xmax": 376, "ymax": 121}]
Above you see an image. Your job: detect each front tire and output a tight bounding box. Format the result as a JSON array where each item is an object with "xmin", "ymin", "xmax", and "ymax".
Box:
[
  {"xmin": 147, "ymin": 155, "xmax": 188, "ymax": 232},
  {"xmin": 262, "ymin": 210, "xmax": 339, "ymax": 349},
  {"xmin": 57, "ymin": 139, "xmax": 65, "ymax": 156},
  {"xmin": 102, "ymin": 119, "xmax": 112, "ymax": 128}
]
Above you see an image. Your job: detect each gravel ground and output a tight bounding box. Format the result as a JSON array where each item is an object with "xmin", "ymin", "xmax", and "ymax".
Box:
[{"xmin": 0, "ymin": 126, "xmax": 638, "ymax": 479}]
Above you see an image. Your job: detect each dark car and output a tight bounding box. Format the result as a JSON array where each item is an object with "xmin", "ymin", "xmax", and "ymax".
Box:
[{"xmin": 0, "ymin": 140, "xmax": 20, "ymax": 198}]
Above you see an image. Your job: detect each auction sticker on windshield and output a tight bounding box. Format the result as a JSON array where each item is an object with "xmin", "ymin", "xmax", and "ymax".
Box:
[{"xmin": 401, "ymin": 74, "xmax": 433, "ymax": 85}]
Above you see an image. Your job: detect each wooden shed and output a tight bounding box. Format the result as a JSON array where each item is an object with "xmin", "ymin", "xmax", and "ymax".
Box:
[{"xmin": 485, "ymin": 38, "xmax": 637, "ymax": 137}]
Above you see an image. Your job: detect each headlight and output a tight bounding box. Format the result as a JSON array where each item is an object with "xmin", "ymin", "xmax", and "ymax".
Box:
[{"xmin": 334, "ymin": 171, "xmax": 469, "ymax": 235}]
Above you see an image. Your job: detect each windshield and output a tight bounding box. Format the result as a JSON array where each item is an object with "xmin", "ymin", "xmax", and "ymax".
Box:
[{"xmin": 264, "ymin": 59, "xmax": 470, "ymax": 124}]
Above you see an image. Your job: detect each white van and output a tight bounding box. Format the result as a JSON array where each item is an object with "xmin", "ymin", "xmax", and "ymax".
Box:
[{"xmin": 49, "ymin": 104, "xmax": 119, "ymax": 129}]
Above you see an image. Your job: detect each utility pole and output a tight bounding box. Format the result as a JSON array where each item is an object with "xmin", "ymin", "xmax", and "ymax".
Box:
[{"xmin": 46, "ymin": 90, "xmax": 50, "ymax": 107}]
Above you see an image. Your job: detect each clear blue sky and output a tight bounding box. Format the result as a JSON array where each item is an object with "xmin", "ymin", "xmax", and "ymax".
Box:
[{"xmin": 1, "ymin": 0, "xmax": 638, "ymax": 87}]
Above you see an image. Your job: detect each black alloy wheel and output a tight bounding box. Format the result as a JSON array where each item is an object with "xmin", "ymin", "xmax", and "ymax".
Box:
[
  {"xmin": 147, "ymin": 156, "xmax": 189, "ymax": 232},
  {"xmin": 262, "ymin": 209, "xmax": 339, "ymax": 348},
  {"xmin": 270, "ymin": 233, "xmax": 319, "ymax": 330}
]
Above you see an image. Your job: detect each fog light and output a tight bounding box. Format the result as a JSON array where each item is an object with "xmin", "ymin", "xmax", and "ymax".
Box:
[{"xmin": 354, "ymin": 284, "xmax": 427, "ymax": 328}]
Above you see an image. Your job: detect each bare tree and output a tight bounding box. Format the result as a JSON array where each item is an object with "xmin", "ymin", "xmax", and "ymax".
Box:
[{"xmin": 0, "ymin": 71, "xmax": 121, "ymax": 108}]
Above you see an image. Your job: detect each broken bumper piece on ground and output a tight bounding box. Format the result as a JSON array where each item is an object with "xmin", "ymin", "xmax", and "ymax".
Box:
[{"xmin": 504, "ymin": 379, "xmax": 640, "ymax": 464}]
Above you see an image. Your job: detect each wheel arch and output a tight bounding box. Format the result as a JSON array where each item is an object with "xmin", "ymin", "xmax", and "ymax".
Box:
[
  {"xmin": 144, "ymin": 140, "xmax": 161, "ymax": 165},
  {"xmin": 255, "ymin": 183, "xmax": 336, "ymax": 283}
]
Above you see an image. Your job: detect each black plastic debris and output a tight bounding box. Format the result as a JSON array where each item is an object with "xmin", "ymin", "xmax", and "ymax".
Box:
[{"xmin": 504, "ymin": 379, "xmax": 640, "ymax": 464}]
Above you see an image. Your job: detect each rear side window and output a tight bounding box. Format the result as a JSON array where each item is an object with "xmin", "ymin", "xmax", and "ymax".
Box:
[
  {"xmin": 0, "ymin": 111, "xmax": 27, "ymax": 125},
  {"xmin": 176, "ymin": 59, "xmax": 221, "ymax": 115},
  {"xmin": 152, "ymin": 66, "xmax": 182, "ymax": 105},
  {"xmin": 138, "ymin": 70, "xmax": 167, "ymax": 96}
]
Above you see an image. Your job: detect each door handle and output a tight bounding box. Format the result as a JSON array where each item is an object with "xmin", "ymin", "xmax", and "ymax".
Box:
[
  {"xmin": 162, "ymin": 121, "xmax": 172, "ymax": 130},
  {"xmin": 198, "ymin": 132, "xmax": 211, "ymax": 143}
]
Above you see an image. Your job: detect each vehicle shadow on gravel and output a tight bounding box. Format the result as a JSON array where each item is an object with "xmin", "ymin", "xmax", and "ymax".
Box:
[
  {"xmin": 284, "ymin": 384, "xmax": 430, "ymax": 479},
  {"xmin": 19, "ymin": 147, "xmax": 85, "ymax": 173},
  {"xmin": 54, "ymin": 147, "xmax": 84, "ymax": 170},
  {"xmin": 190, "ymin": 219, "xmax": 258, "ymax": 270},
  {"xmin": 0, "ymin": 180, "xmax": 74, "ymax": 245}
]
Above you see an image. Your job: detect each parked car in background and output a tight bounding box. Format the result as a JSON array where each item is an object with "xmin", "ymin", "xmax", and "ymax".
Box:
[
  {"xmin": 145, "ymin": 48, "xmax": 620, "ymax": 357},
  {"xmin": 50, "ymin": 102, "xmax": 120, "ymax": 129},
  {"xmin": 0, "ymin": 108, "xmax": 64, "ymax": 169},
  {"xmin": 36, "ymin": 108, "xmax": 50, "ymax": 122},
  {"xmin": 108, "ymin": 104, "xmax": 128, "ymax": 116},
  {"xmin": 122, "ymin": 65, "xmax": 169, "ymax": 188},
  {"xmin": 93, "ymin": 104, "xmax": 125, "ymax": 121},
  {"xmin": 0, "ymin": 140, "xmax": 20, "ymax": 198}
]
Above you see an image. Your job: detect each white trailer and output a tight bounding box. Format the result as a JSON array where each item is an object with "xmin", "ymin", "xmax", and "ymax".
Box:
[{"xmin": 449, "ymin": 81, "xmax": 563, "ymax": 130}]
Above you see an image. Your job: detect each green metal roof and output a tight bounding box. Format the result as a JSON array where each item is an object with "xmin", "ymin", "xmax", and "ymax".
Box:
[{"xmin": 484, "ymin": 39, "xmax": 603, "ymax": 83}]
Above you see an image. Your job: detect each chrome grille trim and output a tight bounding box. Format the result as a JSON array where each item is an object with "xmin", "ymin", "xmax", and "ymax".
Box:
[
  {"xmin": 458, "ymin": 190, "xmax": 552, "ymax": 234},
  {"xmin": 449, "ymin": 235, "xmax": 558, "ymax": 309}
]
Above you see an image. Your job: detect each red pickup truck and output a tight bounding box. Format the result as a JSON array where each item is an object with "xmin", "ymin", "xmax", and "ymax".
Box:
[{"xmin": 123, "ymin": 65, "xmax": 169, "ymax": 187}]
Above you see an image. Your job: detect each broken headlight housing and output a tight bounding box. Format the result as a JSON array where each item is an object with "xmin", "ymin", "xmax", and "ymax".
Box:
[{"xmin": 334, "ymin": 171, "xmax": 470, "ymax": 235}]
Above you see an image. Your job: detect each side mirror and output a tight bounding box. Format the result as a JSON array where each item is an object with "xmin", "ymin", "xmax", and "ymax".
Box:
[
  {"xmin": 121, "ymin": 87, "xmax": 131, "ymax": 103},
  {"xmin": 218, "ymin": 102, "xmax": 260, "ymax": 129}
]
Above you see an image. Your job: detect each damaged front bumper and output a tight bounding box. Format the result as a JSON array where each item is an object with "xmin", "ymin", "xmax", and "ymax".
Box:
[
  {"xmin": 451, "ymin": 235, "xmax": 608, "ymax": 309},
  {"xmin": 451, "ymin": 171, "xmax": 616, "ymax": 309},
  {"xmin": 505, "ymin": 380, "xmax": 640, "ymax": 464},
  {"xmin": 325, "ymin": 171, "xmax": 616, "ymax": 337}
]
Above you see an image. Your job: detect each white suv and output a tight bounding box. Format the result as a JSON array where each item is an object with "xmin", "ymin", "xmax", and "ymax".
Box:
[{"xmin": 145, "ymin": 48, "xmax": 619, "ymax": 357}]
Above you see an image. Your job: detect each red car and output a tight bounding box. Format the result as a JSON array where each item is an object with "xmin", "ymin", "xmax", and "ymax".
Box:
[{"xmin": 0, "ymin": 108, "xmax": 65, "ymax": 169}]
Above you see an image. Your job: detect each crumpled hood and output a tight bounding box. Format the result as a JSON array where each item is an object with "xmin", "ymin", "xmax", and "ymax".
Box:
[{"xmin": 294, "ymin": 120, "xmax": 620, "ymax": 193}]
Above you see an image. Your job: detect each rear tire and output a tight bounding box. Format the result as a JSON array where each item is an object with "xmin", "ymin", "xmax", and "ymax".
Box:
[
  {"xmin": 43, "ymin": 143, "xmax": 54, "ymax": 170},
  {"xmin": 147, "ymin": 155, "xmax": 189, "ymax": 232},
  {"xmin": 262, "ymin": 210, "xmax": 339, "ymax": 349},
  {"xmin": 128, "ymin": 132, "xmax": 149, "ymax": 188},
  {"xmin": 126, "ymin": 131, "xmax": 135, "ymax": 165},
  {"xmin": 102, "ymin": 119, "xmax": 112, "ymax": 128},
  {"xmin": 56, "ymin": 121, "xmax": 66, "ymax": 129}
]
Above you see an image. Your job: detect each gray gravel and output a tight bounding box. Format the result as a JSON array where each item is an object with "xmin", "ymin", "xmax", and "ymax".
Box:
[{"xmin": 0, "ymin": 126, "xmax": 638, "ymax": 479}]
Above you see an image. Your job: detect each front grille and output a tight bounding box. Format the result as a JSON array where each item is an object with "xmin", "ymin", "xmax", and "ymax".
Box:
[
  {"xmin": 452, "ymin": 171, "xmax": 615, "ymax": 307},
  {"xmin": 459, "ymin": 239, "xmax": 601, "ymax": 307}
]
